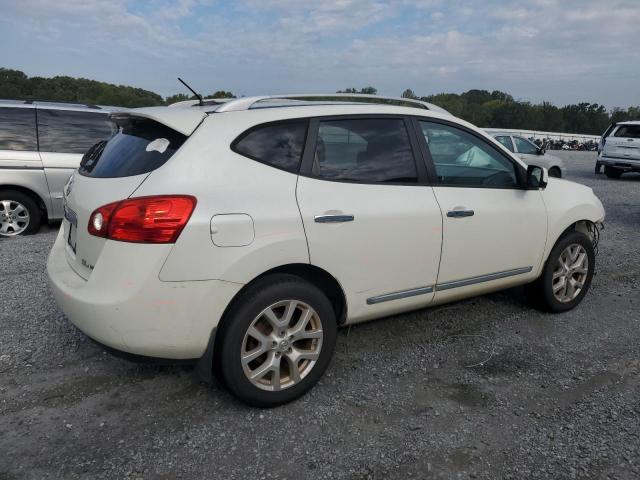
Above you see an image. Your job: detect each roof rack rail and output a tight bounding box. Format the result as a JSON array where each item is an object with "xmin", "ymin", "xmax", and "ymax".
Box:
[
  {"xmin": 22, "ymin": 99, "xmax": 102, "ymax": 109},
  {"xmin": 213, "ymin": 94, "xmax": 451, "ymax": 115}
]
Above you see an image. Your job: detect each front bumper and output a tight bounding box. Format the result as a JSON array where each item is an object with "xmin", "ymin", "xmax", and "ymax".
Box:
[{"xmin": 46, "ymin": 227, "xmax": 242, "ymax": 359}]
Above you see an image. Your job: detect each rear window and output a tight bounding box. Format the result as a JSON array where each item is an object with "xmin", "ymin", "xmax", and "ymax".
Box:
[
  {"xmin": 614, "ymin": 125, "xmax": 640, "ymax": 139},
  {"xmin": 79, "ymin": 117, "xmax": 186, "ymax": 178},
  {"xmin": 37, "ymin": 109, "xmax": 117, "ymax": 154},
  {"xmin": 0, "ymin": 107, "xmax": 37, "ymax": 151}
]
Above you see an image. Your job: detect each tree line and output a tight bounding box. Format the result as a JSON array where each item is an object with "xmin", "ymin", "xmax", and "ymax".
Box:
[{"xmin": 1, "ymin": 69, "xmax": 638, "ymax": 134}]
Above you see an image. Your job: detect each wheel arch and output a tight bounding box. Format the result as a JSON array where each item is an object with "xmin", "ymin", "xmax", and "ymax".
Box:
[{"xmin": 196, "ymin": 263, "xmax": 347, "ymax": 383}]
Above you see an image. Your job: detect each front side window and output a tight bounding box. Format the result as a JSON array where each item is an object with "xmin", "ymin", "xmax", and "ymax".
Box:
[
  {"xmin": 513, "ymin": 136, "xmax": 539, "ymax": 155},
  {"xmin": 420, "ymin": 121, "xmax": 519, "ymax": 188},
  {"xmin": 0, "ymin": 107, "xmax": 37, "ymax": 151},
  {"xmin": 614, "ymin": 125, "xmax": 640, "ymax": 139},
  {"xmin": 313, "ymin": 118, "xmax": 417, "ymax": 183},
  {"xmin": 37, "ymin": 109, "xmax": 117, "ymax": 154},
  {"xmin": 234, "ymin": 121, "xmax": 307, "ymax": 173},
  {"xmin": 495, "ymin": 135, "xmax": 514, "ymax": 152}
]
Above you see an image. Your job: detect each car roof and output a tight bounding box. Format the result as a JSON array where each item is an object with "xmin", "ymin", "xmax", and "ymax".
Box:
[
  {"xmin": 118, "ymin": 101, "xmax": 473, "ymax": 139},
  {"xmin": 169, "ymin": 94, "xmax": 452, "ymax": 116},
  {"xmin": 0, "ymin": 99, "xmax": 122, "ymax": 113},
  {"xmin": 615, "ymin": 120, "xmax": 640, "ymax": 126}
]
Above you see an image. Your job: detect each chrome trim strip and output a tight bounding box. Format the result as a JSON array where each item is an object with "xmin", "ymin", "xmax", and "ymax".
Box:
[
  {"xmin": 0, "ymin": 165, "xmax": 44, "ymax": 170},
  {"xmin": 435, "ymin": 266, "xmax": 533, "ymax": 292},
  {"xmin": 367, "ymin": 285, "xmax": 434, "ymax": 305}
]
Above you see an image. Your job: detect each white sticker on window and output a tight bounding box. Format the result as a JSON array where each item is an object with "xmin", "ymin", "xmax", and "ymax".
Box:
[{"xmin": 146, "ymin": 138, "xmax": 170, "ymax": 154}]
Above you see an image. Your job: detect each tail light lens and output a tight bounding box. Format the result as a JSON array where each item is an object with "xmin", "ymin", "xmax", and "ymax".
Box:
[{"xmin": 88, "ymin": 195, "xmax": 196, "ymax": 243}]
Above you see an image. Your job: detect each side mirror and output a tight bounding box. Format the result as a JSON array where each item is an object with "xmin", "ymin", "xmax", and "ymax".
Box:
[
  {"xmin": 527, "ymin": 165, "xmax": 548, "ymax": 189},
  {"xmin": 537, "ymin": 146, "xmax": 546, "ymax": 155}
]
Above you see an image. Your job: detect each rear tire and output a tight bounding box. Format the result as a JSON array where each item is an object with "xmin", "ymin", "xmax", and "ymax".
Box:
[
  {"xmin": 0, "ymin": 190, "xmax": 41, "ymax": 237},
  {"xmin": 526, "ymin": 231, "xmax": 595, "ymax": 313},
  {"xmin": 216, "ymin": 274, "xmax": 337, "ymax": 407},
  {"xmin": 604, "ymin": 166, "xmax": 623, "ymax": 179}
]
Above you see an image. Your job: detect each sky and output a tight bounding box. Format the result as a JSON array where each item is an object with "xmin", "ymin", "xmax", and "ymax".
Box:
[{"xmin": 0, "ymin": 0, "xmax": 639, "ymax": 108}]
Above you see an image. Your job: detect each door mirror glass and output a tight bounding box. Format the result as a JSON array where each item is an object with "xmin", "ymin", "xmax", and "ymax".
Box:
[{"xmin": 527, "ymin": 165, "xmax": 548, "ymax": 189}]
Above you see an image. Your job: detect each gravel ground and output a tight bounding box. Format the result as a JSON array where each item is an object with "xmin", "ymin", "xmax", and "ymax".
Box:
[{"xmin": 1, "ymin": 151, "xmax": 639, "ymax": 480}]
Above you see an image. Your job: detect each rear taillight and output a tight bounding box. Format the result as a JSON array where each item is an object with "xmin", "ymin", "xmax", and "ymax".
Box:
[{"xmin": 88, "ymin": 195, "xmax": 196, "ymax": 243}]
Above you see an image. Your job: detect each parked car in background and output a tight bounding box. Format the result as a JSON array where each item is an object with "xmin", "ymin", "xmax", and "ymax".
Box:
[
  {"xmin": 595, "ymin": 123, "xmax": 617, "ymax": 173},
  {"xmin": 597, "ymin": 121, "xmax": 640, "ymax": 178},
  {"xmin": 488, "ymin": 132, "xmax": 565, "ymax": 177},
  {"xmin": 47, "ymin": 94, "xmax": 605, "ymax": 407},
  {"xmin": 0, "ymin": 100, "xmax": 118, "ymax": 237}
]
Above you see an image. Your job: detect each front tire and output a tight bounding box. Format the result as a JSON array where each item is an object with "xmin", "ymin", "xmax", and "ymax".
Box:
[
  {"xmin": 216, "ymin": 274, "xmax": 337, "ymax": 407},
  {"xmin": 527, "ymin": 231, "xmax": 595, "ymax": 312},
  {"xmin": 0, "ymin": 190, "xmax": 41, "ymax": 237},
  {"xmin": 604, "ymin": 166, "xmax": 623, "ymax": 179}
]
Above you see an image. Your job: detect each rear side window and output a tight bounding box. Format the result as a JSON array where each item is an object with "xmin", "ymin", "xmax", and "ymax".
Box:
[
  {"xmin": 38, "ymin": 109, "xmax": 117, "ymax": 154},
  {"xmin": 313, "ymin": 118, "xmax": 417, "ymax": 183},
  {"xmin": 233, "ymin": 121, "xmax": 307, "ymax": 173},
  {"xmin": 0, "ymin": 107, "xmax": 37, "ymax": 151},
  {"xmin": 79, "ymin": 117, "xmax": 186, "ymax": 178},
  {"xmin": 614, "ymin": 125, "xmax": 640, "ymax": 139}
]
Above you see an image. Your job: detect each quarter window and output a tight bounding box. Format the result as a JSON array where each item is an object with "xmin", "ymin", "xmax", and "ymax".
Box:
[
  {"xmin": 234, "ymin": 121, "xmax": 307, "ymax": 173},
  {"xmin": 37, "ymin": 109, "xmax": 117, "ymax": 154},
  {"xmin": 313, "ymin": 118, "xmax": 417, "ymax": 183},
  {"xmin": 420, "ymin": 121, "xmax": 519, "ymax": 188},
  {"xmin": 495, "ymin": 135, "xmax": 514, "ymax": 152},
  {"xmin": 513, "ymin": 136, "xmax": 539, "ymax": 155},
  {"xmin": 0, "ymin": 107, "xmax": 37, "ymax": 151}
]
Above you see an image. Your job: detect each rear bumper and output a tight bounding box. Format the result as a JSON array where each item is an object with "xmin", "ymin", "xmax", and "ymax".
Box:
[
  {"xmin": 46, "ymin": 227, "xmax": 242, "ymax": 359},
  {"xmin": 599, "ymin": 156, "xmax": 640, "ymax": 170}
]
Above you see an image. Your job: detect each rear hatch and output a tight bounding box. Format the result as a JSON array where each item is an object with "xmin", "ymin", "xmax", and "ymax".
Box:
[
  {"xmin": 62, "ymin": 108, "xmax": 205, "ymax": 279},
  {"xmin": 602, "ymin": 124, "xmax": 640, "ymax": 161}
]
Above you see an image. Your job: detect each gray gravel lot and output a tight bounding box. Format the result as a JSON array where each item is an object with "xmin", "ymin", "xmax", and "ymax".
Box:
[{"xmin": 1, "ymin": 151, "xmax": 639, "ymax": 479}]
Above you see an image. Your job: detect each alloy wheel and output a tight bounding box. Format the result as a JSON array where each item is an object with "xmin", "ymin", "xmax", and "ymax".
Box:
[
  {"xmin": 0, "ymin": 199, "xmax": 30, "ymax": 236},
  {"xmin": 552, "ymin": 243, "xmax": 589, "ymax": 303},
  {"xmin": 241, "ymin": 300, "xmax": 324, "ymax": 391}
]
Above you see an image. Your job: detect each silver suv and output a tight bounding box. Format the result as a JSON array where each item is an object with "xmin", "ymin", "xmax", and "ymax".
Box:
[
  {"xmin": 0, "ymin": 100, "xmax": 118, "ymax": 236},
  {"xmin": 597, "ymin": 121, "xmax": 640, "ymax": 178}
]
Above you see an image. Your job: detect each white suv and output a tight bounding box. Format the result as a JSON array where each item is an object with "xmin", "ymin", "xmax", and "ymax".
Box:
[
  {"xmin": 47, "ymin": 95, "xmax": 605, "ymax": 407},
  {"xmin": 597, "ymin": 121, "xmax": 640, "ymax": 178}
]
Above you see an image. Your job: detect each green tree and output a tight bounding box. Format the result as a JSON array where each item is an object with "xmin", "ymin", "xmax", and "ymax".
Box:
[{"xmin": 401, "ymin": 88, "xmax": 417, "ymax": 99}]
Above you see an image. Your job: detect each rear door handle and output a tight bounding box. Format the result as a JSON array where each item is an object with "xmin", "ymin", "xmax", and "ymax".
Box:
[
  {"xmin": 314, "ymin": 214, "xmax": 354, "ymax": 223},
  {"xmin": 447, "ymin": 209, "xmax": 474, "ymax": 218}
]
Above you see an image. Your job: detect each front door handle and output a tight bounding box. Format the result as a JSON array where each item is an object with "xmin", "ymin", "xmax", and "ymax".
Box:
[
  {"xmin": 447, "ymin": 209, "xmax": 474, "ymax": 218},
  {"xmin": 314, "ymin": 214, "xmax": 355, "ymax": 223}
]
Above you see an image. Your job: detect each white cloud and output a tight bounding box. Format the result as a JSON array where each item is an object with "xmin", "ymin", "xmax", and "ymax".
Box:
[{"xmin": 0, "ymin": 0, "xmax": 638, "ymax": 107}]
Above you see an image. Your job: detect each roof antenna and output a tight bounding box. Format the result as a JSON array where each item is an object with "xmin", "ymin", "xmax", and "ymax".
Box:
[{"xmin": 177, "ymin": 77, "xmax": 203, "ymax": 106}]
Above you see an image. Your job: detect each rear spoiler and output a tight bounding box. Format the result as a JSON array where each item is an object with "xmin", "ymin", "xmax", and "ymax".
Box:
[{"xmin": 110, "ymin": 107, "xmax": 207, "ymax": 136}]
